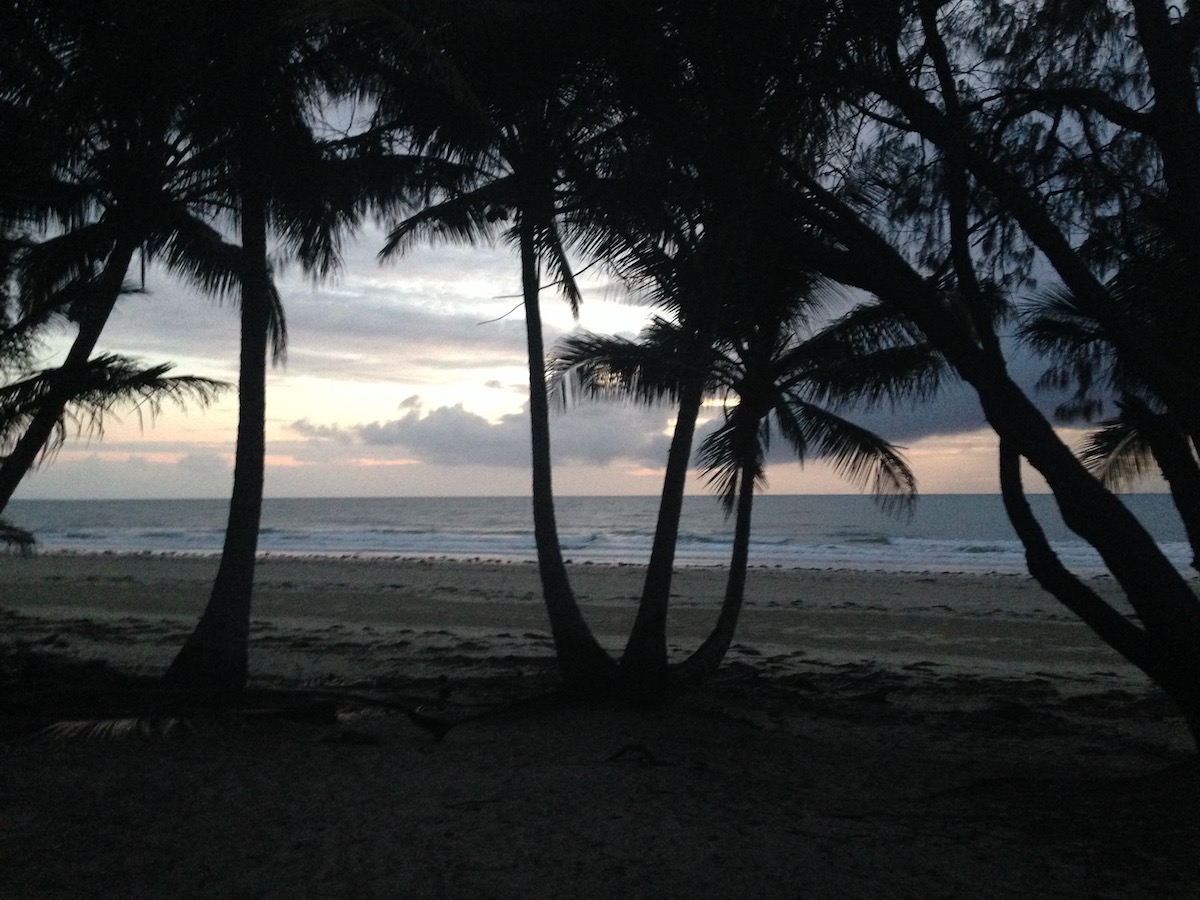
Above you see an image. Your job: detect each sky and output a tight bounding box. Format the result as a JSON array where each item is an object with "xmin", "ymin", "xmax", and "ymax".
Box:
[{"xmin": 11, "ymin": 224, "xmax": 1115, "ymax": 501}]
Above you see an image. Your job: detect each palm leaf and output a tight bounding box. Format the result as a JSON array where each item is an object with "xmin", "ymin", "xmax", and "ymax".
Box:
[
  {"xmin": 13, "ymin": 224, "xmax": 115, "ymax": 314},
  {"xmin": 550, "ymin": 321, "xmax": 697, "ymax": 408},
  {"xmin": 535, "ymin": 216, "xmax": 584, "ymax": 315},
  {"xmin": 794, "ymin": 302, "xmax": 950, "ymax": 409},
  {"xmin": 0, "ymin": 354, "xmax": 228, "ymax": 458},
  {"xmin": 697, "ymin": 414, "xmax": 765, "ymax": 514},
  {"xmin": 379, "ymin": 174, "xmax": 514, "ymax": 259},
  {"xmin": 774, "ymin": 393, "xmax": 917, "ymax": 514},
  {"xmin": 1076, "ymin": 417, "xmax": 1156, "ymax": 490},
  {"xmin": 155, "ymin": 211, "xmax": 243, "ymax": 300},
  {"xmin": 39, "ymin": 716, "xmax": 191, "ymax": 742},
  {"xmin": 1020, "ymin": 286, "xmax": 1119, "ymax": 422}
]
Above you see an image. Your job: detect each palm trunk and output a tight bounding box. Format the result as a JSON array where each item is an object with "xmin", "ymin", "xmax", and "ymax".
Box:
[
  {"xmin": 620, "ymin": 367, "xmax": 707, "ymax": 704},
  {"xmin": 675, "ymin": 454, "xmax": 755, "ymax": 685},
  {"xmin": 518, "ymin": 220, "xmax": 616, "ymax": 696},
  {"xmin": 0, "ymin": 240, "xmax": 138, "ymax": 514},
  {"xmin": 165, "ymin": 125, "xmax": 270, "ymax": 696}
]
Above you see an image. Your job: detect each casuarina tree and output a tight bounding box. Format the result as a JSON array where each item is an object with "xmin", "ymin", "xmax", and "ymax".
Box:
[{"xmin": 783, "ymin": 0, "xmax": 1200, "ymax": 745}]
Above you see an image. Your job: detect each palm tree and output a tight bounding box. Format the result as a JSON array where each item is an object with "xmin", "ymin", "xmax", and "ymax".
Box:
[
  {"xmin": 373, "ymin": 2, "xmax": 620, "ymax": 694},
  {"xmin": 584, "ymin": 220, "xmax": 732, "ymax": 701},
  {"xmin": 0, "ymin": 0, "xmax": 245, "ymax": 514},
  {"xmin": 554, "ymin": 284, "xmax": 917, "ymax": 684},
  {"xmin": 165, "ymin": 0, "xmax": 376, "ymax": 693},
  {"xmin": 558, "ymin": 0, "xmax": 849, "ymax": 703}
]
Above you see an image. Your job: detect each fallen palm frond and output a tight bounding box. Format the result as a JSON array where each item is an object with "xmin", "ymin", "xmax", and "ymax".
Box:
[{"xmin": 38, "ymin": 716, "xmax": 193, "ymax": 742}]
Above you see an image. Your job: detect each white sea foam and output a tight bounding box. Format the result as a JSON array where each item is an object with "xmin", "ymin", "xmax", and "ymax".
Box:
[{"xmin": 6, "ymin": 494, "xmax": 1189, "ymax": 577}]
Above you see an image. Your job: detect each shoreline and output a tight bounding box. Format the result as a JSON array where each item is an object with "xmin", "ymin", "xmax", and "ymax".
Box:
[{"xmin": 5, "ymin": 544, "xmax": 1152, "ymax": 579}]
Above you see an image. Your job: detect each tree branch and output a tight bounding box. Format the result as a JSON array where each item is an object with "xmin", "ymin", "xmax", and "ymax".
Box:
[{"xmin": 998, "ymin": 438, "xmax": 1159, "ymax": 678}]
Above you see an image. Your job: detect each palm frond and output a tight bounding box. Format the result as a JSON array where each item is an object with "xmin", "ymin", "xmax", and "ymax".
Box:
[
  {"xmin": 549, "ymin": 322, "xmax": 695, "ymax": 408},
  {"xmin": 0, "ymin": 303, "xmax": 53, "ymax": 370},
  {"xmin": 0, "ymin": 355, "xmax": 229, "ymax": 458},
  {"xmin": 265, "ymin": 278, "xmax": 289, "ymax": 365},
  {"xmin": 774, "ymin": 394, "xmax": 917, "ymax": 514},
  {"xmin": 536, "ymin": 219, "xmax": 583, "ymax": 315},
  {"xmin": 155, "ymin": 211, "xmax": 242, "ymax": 299},
  {"xmin": 1020, "ymin": 286, "xmax": 1115, "ymax": 422},
  {"xmin": 39, "ymin": 716, "xmax": 191, "ymax": 742},
  {"xmin": 1076, "ymin": 417, "xmax": 1156, "ymax": 490},
  {"xmin": 328, "ymin": 150, "xmax": 478, "ymax": 224},
  {"xmin": 697, "ymin": 414, "xmax": 764, "ymax": 514},
  {"xmin": 13, "ymin": 224, "xmax": 114, "ymax": 313},
  {"xmin": 267, "ymin": 108, "xmax": 377, "ymax": 280},
  {"xmin": 1019, "ymin": 286, "xmax": 1108, "ymax": 359},
  {"xmin": 379, "ymin": 175, "xmax": 514, "ymax": 259},
  {"xmin": 795, "ymin": 301, "xmax": 949, "ymax": 409}
]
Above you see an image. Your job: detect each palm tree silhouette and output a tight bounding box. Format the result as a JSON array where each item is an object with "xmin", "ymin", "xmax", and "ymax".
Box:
[
  {"xmin": 0, "ymin": 0, "xmax": 243, "ymax": 513},
  {"xmin": 374, "ymin": 6, "xmax": 619, "ymax": 693},
  {"xmin": 166, "ymin": 1, "xmax": 376, "ymax": 693},
  {"xmin": 555, "ymin": 279, "xmax": 916, "ymax": 683}
]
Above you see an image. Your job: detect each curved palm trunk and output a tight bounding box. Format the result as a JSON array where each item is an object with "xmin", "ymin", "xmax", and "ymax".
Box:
[
  {"xmin": 165, "ymin": 132, "xmax": 271, "ymax": 696},
  {"xmin": 0, "ymin": 240, "xmax": 138, "ymax": 514},
  {"xmin": 620, "ymin": 368, "xmax": 707, "ymax": 704},
  {"xmin": 674, "ymin": 454, "xmax": 755, "ymax": 685},
  {"xmin": 518, "ymin": 222, "xmax": 616, "ymax": 696}
]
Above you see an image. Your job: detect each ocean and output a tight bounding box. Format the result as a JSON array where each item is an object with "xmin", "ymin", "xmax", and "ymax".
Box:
[{"xmin": 3, "ymin": 493, "xmax": 1189, "ymax": 577}]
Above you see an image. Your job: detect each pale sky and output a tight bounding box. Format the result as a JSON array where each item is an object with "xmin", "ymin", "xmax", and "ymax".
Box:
[{"xmin": 12, "ymin": 225, "xmax": 1108, "ymax": 501}]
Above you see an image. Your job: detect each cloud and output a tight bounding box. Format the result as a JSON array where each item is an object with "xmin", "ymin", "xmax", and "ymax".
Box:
[
  {"xmin": 551, "ymin": 403, "xmax": 672, "ymax": 466},
  {"xmin": 289, "ymin": 419, "xmax": 355, "ymax": 444},
  {"xmin": 34, "ymin": 218, "xmax": 1094, "ymax": 503},
  {"xmin": 10, "ymin": 449, "xmax": 233, "ymax": 500},
  {"xmin": 357, "ymin": 405, "xmax": 529, "ymax": 465},
  {"xmin": 289, "ymin": 399, "xmax": 674, "ymax": 469}
]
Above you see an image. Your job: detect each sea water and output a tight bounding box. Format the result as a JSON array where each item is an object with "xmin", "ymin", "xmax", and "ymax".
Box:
[{"xmin": 3, "ymin": 493, "xmax": 1189, "ymax": 577}]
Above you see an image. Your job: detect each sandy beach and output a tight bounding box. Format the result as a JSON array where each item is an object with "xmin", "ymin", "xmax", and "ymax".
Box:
[{"xmin": 2, "ymin": 553, "xmax": 1197, "ymax": 897}]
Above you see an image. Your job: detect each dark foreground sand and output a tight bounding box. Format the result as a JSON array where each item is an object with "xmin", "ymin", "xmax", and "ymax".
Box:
[{"xmin": 1, "ymin": 554, "xmax": 1197, "ymax": 898}]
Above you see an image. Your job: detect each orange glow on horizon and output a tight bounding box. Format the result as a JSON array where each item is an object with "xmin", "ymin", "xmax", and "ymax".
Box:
[{"xmin": 264, "ymin": 454, "xmax": 307, "ymax": 468}]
